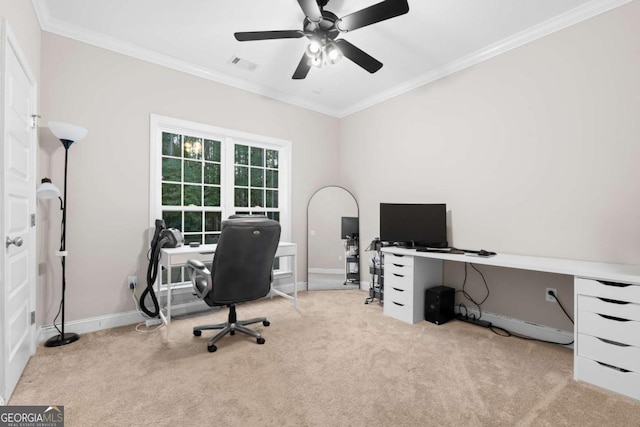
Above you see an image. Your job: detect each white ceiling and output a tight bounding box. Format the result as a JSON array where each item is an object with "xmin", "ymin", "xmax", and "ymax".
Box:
[{"xmin": 33, "ymin": 0, "xmax": 630, "ymax": 117}]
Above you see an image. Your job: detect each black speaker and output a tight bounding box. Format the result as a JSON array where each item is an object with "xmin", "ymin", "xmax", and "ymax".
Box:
[{"xmin": 425, "ymin": 286, "xmax": 454, "ymax": 325}]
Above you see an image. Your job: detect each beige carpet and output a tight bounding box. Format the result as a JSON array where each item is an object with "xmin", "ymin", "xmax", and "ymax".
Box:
[{"xmin": 10, "ymin": 290, "xmax": 640, "ymax": 426}]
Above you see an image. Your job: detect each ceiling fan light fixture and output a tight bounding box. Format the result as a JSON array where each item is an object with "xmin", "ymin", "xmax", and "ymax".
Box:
[
  {"xmin": 310, "ymin": 53, "xmax": 324, "ymax": 68},
  {"xmin": 305, "ymin": 39, "xmax": 323, "ymax": 58},
  {"xmin": 326, "ymin": 42, "xmax": 342, "ymax": 64}
]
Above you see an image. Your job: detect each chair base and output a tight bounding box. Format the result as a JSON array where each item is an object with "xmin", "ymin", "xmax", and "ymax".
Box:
[{"xmin": 193, "ymin": 304, "xmax": 269, "ymax": 352}]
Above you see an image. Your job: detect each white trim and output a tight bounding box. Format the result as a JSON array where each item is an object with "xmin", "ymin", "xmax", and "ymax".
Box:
[
  {"xmin": 308, "ymin": 268, "xmax": 344, "ymax": 275},
  {"xmin": 455, "ymin": 307, "xmax": 574, "ymax": 347},
  {"xmin": 33, "ymin": 0, "xmax": 632, "ymax": 118},
  {"xmin": 37, "ymin": 311, "xmax": 143, "ymax": 344},
  {"xmin": 337, "ymin": 0, "xmax": 635, "ymax": 117}
]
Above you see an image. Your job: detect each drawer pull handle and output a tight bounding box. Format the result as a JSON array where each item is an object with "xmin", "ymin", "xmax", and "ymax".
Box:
[
  {"xmin": 392, "ymin": 287, "xmax": 403, "ymax": 292},
  {"xmin": 596, "ymin": 361, "xmax": 631, "ymax": 373},
  {"xmin": 392, "ymin": 263, "xmax": 404, "ymax": 267},
  {"xmin": 597, "ymin": 337, "xmax": 630, "ymax": 347},
  {"xmin": 392, "ymin": 273, "xmax": 404, "ymax": 278},
  {"xmin": 392, "ymin": 254, "xmax": 405, "ymax": 258},
  {"xmin": 596, "ymin": 297, "xmax": 629, "ymax": 305},
  {"xmin": 597, "ymin": 280, "xmax": 631, "ymax": 288},
  {"xmin": 392, "ymin": 302, "xmax": 404, "ymax": 307},
  {"xmin": 597, "ymin": 314, "xmax": 630, "ymax": 322}
]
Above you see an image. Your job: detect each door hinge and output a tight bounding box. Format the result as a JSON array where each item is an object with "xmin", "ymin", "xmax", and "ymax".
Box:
[
  {"xmin": 31, "ymin": 311, "xmax": 36, "ymax": 325},
  {"xmin": 31, "ymin": 213, "xmax": 36, "ymax": 227},
  {"xmin": 31, "ymin": 114, "xmax": 41, "ymax": 129}
]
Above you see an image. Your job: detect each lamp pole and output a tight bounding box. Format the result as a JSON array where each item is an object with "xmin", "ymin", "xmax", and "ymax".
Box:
[{"xmin": 44, "ymin": 128, "xmax": 84, "ymax": 347}]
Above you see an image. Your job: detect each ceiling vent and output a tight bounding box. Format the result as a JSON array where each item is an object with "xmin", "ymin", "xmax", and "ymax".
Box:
[{"xmin": 228, "ymin": 56, "xmax": 258, "ymax": 72}]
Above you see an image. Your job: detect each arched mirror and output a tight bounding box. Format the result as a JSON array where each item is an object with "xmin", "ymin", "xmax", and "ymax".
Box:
[{"xmin": 307, "ymin": 186, "xmax": 359, "ymax": 291}]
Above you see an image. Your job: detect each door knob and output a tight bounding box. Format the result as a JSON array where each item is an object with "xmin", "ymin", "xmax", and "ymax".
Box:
[{"xmin": 6, "ymin": 236, "xmax": 23, "ymax": 248}]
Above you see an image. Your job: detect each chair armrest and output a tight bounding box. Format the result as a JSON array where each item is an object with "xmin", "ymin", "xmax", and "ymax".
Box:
[
  {"xmin": 186, "ymin": 259, "xmax": 212, "ymax": 299},
  {"xmin": 188, "ymin": 259, "xmax": 206, "ymax": 270}
]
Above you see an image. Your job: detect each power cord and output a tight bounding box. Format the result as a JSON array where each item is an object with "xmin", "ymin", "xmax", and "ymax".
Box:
[
  {"xmin": 455, "ymin": 262, "xmax": 490, "ymax": 321},
  {"xmin": 489, "ymin": 289, "xmax": 574, "ymax": 346}
]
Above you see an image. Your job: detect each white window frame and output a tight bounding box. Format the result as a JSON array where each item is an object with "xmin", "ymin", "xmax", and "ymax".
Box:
[{"xmin": 149, "ymin": 113, "xmax": 292, "ymax": 247}]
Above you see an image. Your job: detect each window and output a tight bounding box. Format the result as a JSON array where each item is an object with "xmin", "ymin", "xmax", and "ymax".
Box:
[{"xmin": 150, "ymin": 115, "xmax": 291, "ymax": 285}]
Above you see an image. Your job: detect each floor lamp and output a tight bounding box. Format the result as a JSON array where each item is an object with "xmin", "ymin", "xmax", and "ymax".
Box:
[{"xmin": 36, "ymin": 121, "xmax": 88, "ymax": 347}]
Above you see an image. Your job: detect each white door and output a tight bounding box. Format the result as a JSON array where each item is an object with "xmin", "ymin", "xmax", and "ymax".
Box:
[{"xmin": 0, "ymin": 20, "xmax": 37, "ymax": 404}]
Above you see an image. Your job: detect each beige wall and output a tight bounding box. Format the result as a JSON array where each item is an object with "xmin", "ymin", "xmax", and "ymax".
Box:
[
  {"xmin": 339, "ymin": 2, "xmax": 640, "ymax": 331},
  {"xmin": 38, "ymin": 33, "xmax": 340, "ymax": 324},
  {"xmin": 33, "ymin": 1, "xmax": 640, "ymax": 331}
]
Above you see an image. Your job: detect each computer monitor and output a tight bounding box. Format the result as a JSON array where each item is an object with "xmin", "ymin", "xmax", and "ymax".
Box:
[
  {"xmin": 379, "ymin": 203, "xmax": 447, "ymax": 248},
  {"xmin": 341, "ymin": 217, "xmax": 359, "ymax": 239}
]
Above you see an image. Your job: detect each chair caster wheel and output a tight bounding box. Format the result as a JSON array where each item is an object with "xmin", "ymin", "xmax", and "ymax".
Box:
[
  {"xmin": 263, "ymin": 320, "xmax": 270, "ymax": 327},
  {"xmin": 207, "ymin": 344, "xmax": 217, "ymax": 352},
  {"xmin": 193, "ymin": 330, "xmax": 202, "ymax": 337},
  {"xmin": 257, "ymin": 337, "xmax": 265, "ymax": 345}
]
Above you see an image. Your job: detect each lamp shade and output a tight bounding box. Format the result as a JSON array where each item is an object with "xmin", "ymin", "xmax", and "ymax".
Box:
[
  {"xmin": 49, "ymin": 121, "xmax": 88, "ymax": 142},
  {"xmin": 36, "ymin": 178, "xmax": 61, "ymax": 199}
]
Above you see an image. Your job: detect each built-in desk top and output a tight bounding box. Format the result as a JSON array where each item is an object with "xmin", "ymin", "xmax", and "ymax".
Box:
[{"xmin": 381, "ymin": 247, "xmax": 640, "ymax": 285}]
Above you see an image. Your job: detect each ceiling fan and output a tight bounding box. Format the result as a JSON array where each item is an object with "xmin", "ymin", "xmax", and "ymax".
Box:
[{"xmin": 234, "ymin": 0, "xmax": 410, "ymax": 79}]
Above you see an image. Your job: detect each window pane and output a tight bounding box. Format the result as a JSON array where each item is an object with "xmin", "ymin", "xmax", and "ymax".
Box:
[
  {"xmin": 250, "ymin": 147, "xmax": 264, "ymax": 166},
  {"xmin": 184, "ymin": 160, "xmax": 202, "ymax": 183},
  {"xmin": 266, "ymin": 170, "xmax": 278, "ymax": 188},
  {"xmin": 235, "ymin": 166, "xmax": 248, "ymax": 186},
  {"xmin": 235, "ymin": 144, "xmax": 249, "ymax": 165},
  {"xmin": 205, "ymin": 212, "xmax": 222, "ymax": 232},
  {"xmin": 266, "ymin": 190, "xmax": 278, "ymax": 208},
  {"xmin": 204, "ymin": 139, "xmax": 221, "ymax": 162},
  {"xmin": 205, "ymin": 233, "xmax": 220, "ymax": 244},
  {"xmin": 250, "ymin": 167, "xmax": 264, "ymax": 187},
  {"xmin": 204, "ymin": 163, "xmax": 220, "ymax": 185},
  {"xmin": 162, "ymin": 132, "xmax": 181, "ymax": 157},
  {"xmin": 184, "ymin": 185, "xmax": 202, "ymax": 206},
  {"xmin": 235, "ymin": 188, "xmax": 248, "ymax": 207},
  {"xmin": 183, "ymin": 136, "xmax": 203, "ymax": 159},
  {"xmin": 267, "ymin": 212, "xmax": 280, "ymax": 222},
  {"xmin": 204, "ymin": 186, "xmax": 221, "ymax": 207},
  {"xmin": 163, "ymin": 211, "xmax": 182, "ymax": 230},
  {"xmin": 162, "ymin": 183, "xmax": 181, "ymax": 206},
  {"xmin": 266, "ymin": 149, "xmax": 279, "ymax": 168},
  {"xmin": 162, "ymin": 157, "xmax": 181, "ymax": 182},
  {"xmin": 184, "ymin": 234, "xmax": 202, "ymax": 244},
  {"xmin": 251, "ymin": 189, "xmax": 264, "ymax": 207},
  {"xmin": 184, "ymin": 211, "xmax": 202, "ymax": 232}
]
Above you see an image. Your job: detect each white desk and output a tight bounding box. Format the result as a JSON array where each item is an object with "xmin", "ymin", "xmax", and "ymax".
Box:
[
  {"xmin": 160, "ymin": 242, "xmax": 297, "ymax": 324},
  {"xmin": 381, "ymin": 246, "xmax": 640, "ymax": 401}
]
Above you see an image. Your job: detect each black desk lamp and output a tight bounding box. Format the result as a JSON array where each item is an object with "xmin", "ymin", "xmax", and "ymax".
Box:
[{"xmin": 37, "ymin": 121, "xmax": 87, "ymax": 347}]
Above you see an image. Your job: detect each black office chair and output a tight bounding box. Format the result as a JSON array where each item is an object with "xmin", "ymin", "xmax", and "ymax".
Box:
[{"xmin": 186, "ymin": 217, "xmax": 281, "ymax": 352}]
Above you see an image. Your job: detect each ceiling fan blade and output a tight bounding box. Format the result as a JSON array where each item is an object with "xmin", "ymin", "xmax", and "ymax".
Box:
[
  {"xmin": 292, "ymin": 54, "xmax": 312, "ymax": 80},
  {"xmin": 297, "ymin": 0, "xmax": 323, "ymax": 22},
  {"xmin": 335, "ymin": 39, "xmax": 383, "ymax": 73},
  {"xmin": 234, "ymin": 30, "xmax": 305, "ymax": 41},
  {"xmin": 336, "ymin": 0, "xmax": 409, "ymax": 32}
]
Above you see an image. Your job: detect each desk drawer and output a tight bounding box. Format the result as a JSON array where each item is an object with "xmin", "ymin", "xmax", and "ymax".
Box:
[
  {"xmin": 578, "ymin": 311, "xmax": 640, "ymax": 347},
  {"xmin": 577, "ymin": 295, "xmax": 640, "ymax": 322},
  {"xmin": 575, "ymin": 278, "xmax": 640, "ymax": 305},
  {"xmin": 384, "ymin": 299, "xmax": 414, "ymax": 324},
  {"xmin": 575, "ymin": 356, "xmax": 640, "ymax": 401},
  {"xmin": 385, "ymin": 285, "xmax": 413, "ymax": 306},
  {"xmin": 384, "ymin": 253, "xmax": 414, "ymax": 268},
  {"xmin": 577, "ymin": 333, "xmax": 640, "ymax": 373},
  {"xmin": 385, "ymin": 271, "xmax": 413, "ymax": 292}
]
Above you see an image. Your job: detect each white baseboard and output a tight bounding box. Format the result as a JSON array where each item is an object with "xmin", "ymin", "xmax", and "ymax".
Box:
[
  {"xmin": 455, "ymin": 307, "xmax": 574, "ymax": 347},
  {"xmin": 36, "ymin": 281, "xmax": 305, "ymax": 344}
]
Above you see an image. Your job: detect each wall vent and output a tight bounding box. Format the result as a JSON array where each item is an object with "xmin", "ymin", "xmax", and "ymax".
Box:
[{"xmin": 228, "ymin": 56, "xmax": 258, "ymax": 72}]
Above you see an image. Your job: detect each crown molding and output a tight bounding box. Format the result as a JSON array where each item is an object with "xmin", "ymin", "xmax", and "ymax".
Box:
[{"xmin": 33, "ymin": 0, "xmax": 633, "ymax": 119}]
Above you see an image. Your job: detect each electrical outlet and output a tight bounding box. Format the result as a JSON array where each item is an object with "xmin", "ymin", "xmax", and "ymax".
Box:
[
  {"xmin": 546, "ymin": 287, "xmax": 557, "ymax": 302},
  {"xmin": 128, "ymin": 276, "xmax": 137, "ymax": 290}
]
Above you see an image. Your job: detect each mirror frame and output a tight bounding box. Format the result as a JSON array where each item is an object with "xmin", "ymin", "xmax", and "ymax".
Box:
[{"xmin": 306, "ymin": 185, "xmax": 359, "ymax": 291}]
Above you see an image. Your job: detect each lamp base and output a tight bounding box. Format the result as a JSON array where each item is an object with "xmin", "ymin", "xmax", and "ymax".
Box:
[{"xmin": 44, "ymin": 332, "xmax": 80, "ymax": 347}]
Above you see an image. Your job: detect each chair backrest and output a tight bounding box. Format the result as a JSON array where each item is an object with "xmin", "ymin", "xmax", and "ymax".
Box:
[{"xmin": 204, "ymin": 217, "xmax": 281, "ymax": 306}]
